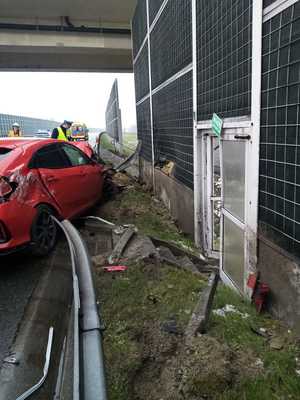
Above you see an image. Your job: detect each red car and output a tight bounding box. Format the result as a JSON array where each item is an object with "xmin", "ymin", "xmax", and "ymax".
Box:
[{"xmin": 0, "ymin": 138, "xmax": 104, "ymax": 256}]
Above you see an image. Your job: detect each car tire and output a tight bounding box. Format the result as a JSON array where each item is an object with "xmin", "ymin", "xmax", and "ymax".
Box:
[{"xmin": 31, "ymin": 205, "xmax": 57, "ymax": 256}]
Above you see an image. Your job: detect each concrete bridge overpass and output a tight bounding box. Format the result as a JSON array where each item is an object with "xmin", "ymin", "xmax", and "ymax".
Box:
[{"xmin": 0, "ymin": 0, "xmax": 136, "ymax": 71}]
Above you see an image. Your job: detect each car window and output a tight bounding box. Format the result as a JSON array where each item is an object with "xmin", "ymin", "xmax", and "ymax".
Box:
[
  {"xmin": 0, "ymin": 148, "xmax": 12, "ymax": 161},
  {"xmin": 31, "ymin": 144, "xmax": 70, "ymax": 169},
  {"xmin": 61, "ymin": 145, "xmax": 90, "ymax": 167}
]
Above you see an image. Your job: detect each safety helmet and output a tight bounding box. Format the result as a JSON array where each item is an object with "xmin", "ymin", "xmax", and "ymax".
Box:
[{"xmin": 12, "ymin": 122, "xmax": 20, "ymax": 128}]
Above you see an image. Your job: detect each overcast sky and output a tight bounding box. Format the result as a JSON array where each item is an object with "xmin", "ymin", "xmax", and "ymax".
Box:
[{"xmin": 0, "ymin": 72, "xmax": 136, "ymax": 130}]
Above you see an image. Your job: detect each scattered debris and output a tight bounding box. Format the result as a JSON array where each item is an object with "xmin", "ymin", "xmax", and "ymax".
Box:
[
  {"xmin": 247, "ymin": 272, "xmax": 258, "ymax": 297},
  {"xmin": 152, "ymin": 197, "xmax": 160, "ymax": 204},
  {"xmin": 253, "ymin": 282, "xmax": 270, "ymax": 313},
  {"xmin": 3, "ymin": 354, "xmax": 19, "ymax": 365},
  {"xmin": 255, "ymin": 358, "xmax": 264, "ymax": 368},
  {"xmin": 269, "ymin": 336, "xmax": 284, "ymax": 350},
  {"xmin": 108, "ymin": 226, "xmax": 136, "ymax": 265},
  {"xmin": 247, "ymin": 273, "xmax": 270, "ymax": 313},
  {"xmin": 250, "ymin": 324, "xmax": 269, "ymax": 338},
  {"xmin": 213, "ymin": 304, "xmax": 250, "ymax": 319},
  {"xmin": 161, "ymin": 319, "xmax": 183, "ymax": 336},
  {"xmin": 147, "ymin": 293, "xmax": 160, "ymax": 304},
  {"xmin": 157, "ymin": 245, "xmax": 202, "ymax": 276},
  {"xmin": 92, "ymin": 254, "xmax": 107, "ymax": 267},
  {"xmin": 104, "ymin": 266, "xmax": 128, "ymax": 273},
  {"xmin": 113, "ymin": 226, "xmax": 126, "ymax": 235},
  {"xmin": 161, "ymin": 160, "xmax": 175, "ymax": 176},
  {"xmin": 89, "ymin": 172, "xmax": 300, "ymax": 399},
  {"xmin": 102, "ymin": 168, "xmax": 126, "ymax": 199},
  {"xmin": 122, "ymin": 234, "xmax": 159, "ymax": 262},
  {"xmin": 112, "ymin": 171, "xmax": 133, "ymax": 186},
  {"xmin": 150, "ymin": 236, "xmax": 217, "ymax": 273},
  {"xmin": 115, "ymin": 141, "xmax": 141, "ymax": 173}
]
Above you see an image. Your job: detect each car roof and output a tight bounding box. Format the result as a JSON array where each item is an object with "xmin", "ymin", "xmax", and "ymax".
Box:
[
  {"xmin": 0, "ymin": 138, "xmax": 63, "ymax": 173},
  {"xmin": 0, "ymin": 137, "xmax": 54, "ymax": 149}
]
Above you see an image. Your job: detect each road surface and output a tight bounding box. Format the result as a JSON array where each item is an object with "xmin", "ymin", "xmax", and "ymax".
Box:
[{"xmin": 0, "ymin": 251, "xmax": 45, "ymax": 367}]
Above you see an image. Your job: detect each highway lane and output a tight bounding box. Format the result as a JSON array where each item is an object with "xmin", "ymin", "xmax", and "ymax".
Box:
[{"xmin": 0, "ymin": 251, "xmax": 45, "ymax": 367}]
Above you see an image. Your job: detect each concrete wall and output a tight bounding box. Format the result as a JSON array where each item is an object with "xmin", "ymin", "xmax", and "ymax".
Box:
[
  {"xmin": 139, "ymin": 158, "xmax": 194, "ymax": 237},
  {"xmin": 258, "ymin": 235, "xmax": 300, "ymax": 331}
]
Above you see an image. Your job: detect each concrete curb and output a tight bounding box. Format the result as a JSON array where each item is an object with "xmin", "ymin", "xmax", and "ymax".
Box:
[
  {"xmin": 0, "ymin": 243, "xmax": 73, "ymax": 400},
  {"xmin": 185, "ymin": 272, "xmax": 219, "ymax": 339}
]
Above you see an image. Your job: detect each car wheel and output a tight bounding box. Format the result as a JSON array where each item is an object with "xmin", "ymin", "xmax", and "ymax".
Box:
[{"xmin": 31, "ymin": 205, "xmax": 57, "ymax": 256}]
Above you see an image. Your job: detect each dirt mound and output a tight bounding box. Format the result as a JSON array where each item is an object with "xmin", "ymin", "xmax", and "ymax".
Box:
[{"xmin": 133, "ymin": 334, "xmax": 263, "ymax": 400}]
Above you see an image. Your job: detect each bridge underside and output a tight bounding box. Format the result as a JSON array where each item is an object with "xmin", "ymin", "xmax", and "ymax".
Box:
[
  {"xmin": 0, "ymin": 0, "xmax": 136, "ymax": 72},
  {"xmin": 0, "ymin": 31, "xmax": 132, "ymax": 72}
]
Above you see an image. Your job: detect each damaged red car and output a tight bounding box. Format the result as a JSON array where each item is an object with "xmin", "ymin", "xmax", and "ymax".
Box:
[{"xmin": 0, "ymin": 138, "xmax": 104, "ymax": 256}]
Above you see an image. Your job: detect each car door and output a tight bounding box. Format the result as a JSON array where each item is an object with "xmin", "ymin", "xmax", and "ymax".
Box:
[
  {"xmin": 32, "ymin": 143, "xmax": 86, "ymax": 218},
  {"xmin": 60, "ymin": 143, "xmax": 103, "ymax": 208}
]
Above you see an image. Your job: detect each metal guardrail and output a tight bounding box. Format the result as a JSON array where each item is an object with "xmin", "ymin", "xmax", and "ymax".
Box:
[
  {"xmin": 15, "ymin": 328, "xmax": 54, "ymax": 400},
  {"xmin": 54, "ymin": 218, "xmax": 107, "ymax": 400}
]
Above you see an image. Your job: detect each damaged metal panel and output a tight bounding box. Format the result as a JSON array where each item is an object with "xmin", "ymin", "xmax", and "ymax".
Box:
[
  {"xmin": 105, "ymin": 79, "xmax": 123, "ymax": 144},
  {"xmin": 152, "ymin": 71, "xmax": 194, "ymax": 189},
  {"xmin": 136, "ymin": 98, "xmax": 152, "ymax": 162}
]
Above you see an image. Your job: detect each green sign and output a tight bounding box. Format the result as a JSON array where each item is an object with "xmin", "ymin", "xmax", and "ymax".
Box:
[{"xmin": 211, "ymin": 113, "xmax": 223, "ymax": 137}]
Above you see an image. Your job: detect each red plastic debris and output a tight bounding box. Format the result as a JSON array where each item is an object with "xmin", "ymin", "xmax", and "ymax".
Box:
[
  {"xmin": 247, "ymin": 273, "xmax": 258, "ymax": 290},
  {"xmin": 104, "ymin": 266, "xmax": 128, "ymax": 272},
  {"xmin": 252, "ymin": 283, "xmax": 270, "ymax": 313}
]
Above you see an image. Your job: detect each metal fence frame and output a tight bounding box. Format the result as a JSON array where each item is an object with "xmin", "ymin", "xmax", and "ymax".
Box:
[
  {"xmin": 105, "ymin": 79, "xmax": 123, "ymax": 145},
  {"xmin": 0, "ymin": 113, "xmax": 58, "ymax": 136},
  {"xmin": 133, "ymin": 0, "xmax": 194, "ymax": 190}
]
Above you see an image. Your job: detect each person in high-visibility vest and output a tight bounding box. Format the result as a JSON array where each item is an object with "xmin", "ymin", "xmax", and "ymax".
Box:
[
  {"xmin": 51, "ymin": 120, "xmax": 72, "ymax": 141},
  {"xmin": 8, "ymin": 122, "xmax": 22, "ymax": 137}
]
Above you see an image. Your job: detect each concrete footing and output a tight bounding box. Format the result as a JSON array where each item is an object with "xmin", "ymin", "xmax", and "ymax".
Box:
[{"xmin": 258, "ymin": 235, "xmax": 300, "ymax": 331}]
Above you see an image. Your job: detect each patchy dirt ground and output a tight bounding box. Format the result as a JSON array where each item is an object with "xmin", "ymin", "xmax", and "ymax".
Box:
[
  {"xmin": 95, "ymin": 261, "xmax": 208, "ymax": 400},
  {"xmin": 93, "ymin": 172, "xmax": 300, "ymax": 400}
]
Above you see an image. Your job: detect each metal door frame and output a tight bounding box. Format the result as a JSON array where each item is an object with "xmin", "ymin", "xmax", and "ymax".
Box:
[
  {"xmin": 219, "ymin": 125, "xmax": 251, "ymax": 293},
  {"xmin": 198, "ymin": 118, "xmax": 253, "ymax": 293},
  {"xmin": 201, "ymin": 131, "xmax": 221, "ymax": 259}
]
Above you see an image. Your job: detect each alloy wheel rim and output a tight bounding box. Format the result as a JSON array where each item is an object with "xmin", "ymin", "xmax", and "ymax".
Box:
[{"xmin": 35, "ymin": 212, "xmax": 56, "ymax": 251}]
